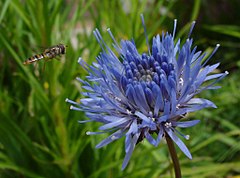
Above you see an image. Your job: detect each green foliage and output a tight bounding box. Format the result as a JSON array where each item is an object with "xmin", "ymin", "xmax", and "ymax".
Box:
[{"xmin": 0, "ymin": 0, "xmax": 239, "ymax": 178}]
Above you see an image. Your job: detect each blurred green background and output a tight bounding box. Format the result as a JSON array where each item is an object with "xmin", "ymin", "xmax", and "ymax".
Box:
[{"xmin": 0, "ymin": 0, "xmax": 239, "ymax": 177}]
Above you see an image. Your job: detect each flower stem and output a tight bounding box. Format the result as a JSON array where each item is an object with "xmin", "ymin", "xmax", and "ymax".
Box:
[{"xmin": 165, "ymin": 133, "xmax": 182, "ymax": 178}]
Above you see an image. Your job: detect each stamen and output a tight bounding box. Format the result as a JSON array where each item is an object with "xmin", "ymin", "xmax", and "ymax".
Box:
[
  {"xmin": 77, "ymin": 57, "xmax": 89, "ymax": 71},
  {"xmin": 95, "ymin": 28, "xmax": 111, "ymax": 53},
  {"xmin": 126, "ymin": 109, "xmax": 132, "ymax": 115},
  {"xmin": 196, "ymin": 71, "xmax": 228, "ymax": 94},
  {"xmin": 111, "ymin": 135, "xmax": 117, "ymax": 140},
  {"xmin": 165, "ymin": 122, "xmax": 172, "ymax": 128},
  {"xmin": 185, "ymin": 135, "xmax": 190, "ymax": 140},
  {"xmin": 172, "ymin": 127, "xmax": 191, "ymax": 140},
  {"xmin": 179, "ymin": 77, "xmax": 184, "ymax": 86},
  {"xmin": 203, "ymin": 44, "xmax": 220, "ymax": 66},
  {"xmin": 173, "ymin": 19, "xmax": 177, "ymax": 39},
  {"xmin": 140, "ymin": 14, "xmax": 151, "ymax": 56},
  {"xmin": 176, "ymin": 104, "xmax": 181, "ymax": 109},
  {"xmin": 114, "ymin": 96, "xmax": 122, "ymax": 102},
  {"xmin": 107, "ymin": 28, "xmax": 121, "ymax": 52},
  {"xmin": 70, "ymin": 105, "xmax": 81, "ymax": 111},
  {"xmin": 188, "ymin": 21, "xmax": 196, "ymax": 39},
  {"xmin": 93, "ymin": 29, "xmax": 106, "ymax": 53},
  {"xmin": 86, "ymin": 131, "xmax": 106, "ymax": 135},
  {"xmin": 65, "ymin": 98, "xmax": 79, "ymax": 105}
]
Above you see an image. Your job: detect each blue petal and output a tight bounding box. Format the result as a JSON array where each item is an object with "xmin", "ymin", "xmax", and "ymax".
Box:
[
  {"xmin": 160, "ymin": 74, "xmax": 170, "ymax": 96},
  {"xmin": 193, "ymin": 65, "xmax": 211, "ymax": 88},
  {"xmin": 183, "ymin": 98, "xmax": 217, "ymax": 113},
  {"xmin": 122, "ymin": 133, "xmax": 139, "ymax": 170},
  {"xmin": 163, "ymin": 101, "xmax": 171, "ymax": 115},
  {"xmin": 187, "ymin": 98, "xmax": 217, "ymax": 108},
  {"xmin": 126, "ymin": 84, "xmax": 136, "ymax": 105},
  {"xmin": 198, "ymin": 71, "xmax": 228, "ymax": 92},
  {"xmin": 134, "ymin": 84, "xmax": 150, "ymax": 112},
  {"xmin": 170, "ymin": 88, "xmax": 177, "ymax": 114},
  {"xmin": 206, "ymin": 86, "xmax": 221, "ymax": 90},
  {"xmin": 99, "ymin": 117, "xmax": 129, "ymax": 130},
  {"xmin": 86, "ymin": 131, "xmax": 107, "ymax": 135},
  {"xmin": 177, "ymin": 47, "xmax": 186, "ymax": 74},
  {"xmin": 172, "ymin": 120, "xmax": 200, "ymax": 128},
  {"xmin": 205, "ymin": 73, "xmax": 224, "ymax": 81},
  {"xmin": 103, "ymin": 115, "xmax": 126, "ymax": 122},
  {"xmin": 158, "ymin": 114, "xmax": 170, "ymax": 122},
  {"xmin": 78, "ymin": 120, "xmax": 93, "ymax": 123},
  {"xmin": 145, "ymin": 131, "xmax": 157, "ymax": 146},
  {"xmin": 153, "ymin": 84, "xmax": 164, "ymax": 116},
  {"xmin": 126, "ymin": 120, "xmax": 138, "ymax": 135},
  {"xmin": 135, "ymin": 111, "xmax": 151, "ymax": 124},
  {"xmin": 120, "ymin": 76, "xmax": 128, "ymax": 91},
  {"xmin": 96, "ymin": 129, "xmax": 125, "ymax": 148},
  {"xmin": 166, "ymin": 128, "xmax": 192, "ymax": 159},
  {"xmin": 145, "ymin": 87, "xmax": 154, "ymax": 107},
  {"xmin": 155, "ymin": 126, "xmax": 164, "ymax": 146}
]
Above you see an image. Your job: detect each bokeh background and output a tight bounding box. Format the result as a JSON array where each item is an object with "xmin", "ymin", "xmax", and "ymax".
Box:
[{"xmin": 0, "ymin": 0, "xmax": 239, "ymax": 177}]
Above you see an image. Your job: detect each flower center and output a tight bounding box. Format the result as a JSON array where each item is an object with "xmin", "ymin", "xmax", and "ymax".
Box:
[
  {"xmin": 124, "ymin": 53, "xmax": 175, "ymax": 85},
  {"xmin": 139, "ymin": 69, "xmax": 154, "ymax": 82}
]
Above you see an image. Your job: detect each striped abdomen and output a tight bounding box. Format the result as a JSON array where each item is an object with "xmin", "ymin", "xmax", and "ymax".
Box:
[{"xmin": 23, "ymin": 53, "xmax": 46, "ymax": 65}]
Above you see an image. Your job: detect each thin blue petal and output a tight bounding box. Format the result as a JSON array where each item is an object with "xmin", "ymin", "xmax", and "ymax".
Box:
[
  {"xmin": 99, "ymin": 117, "xmax": 129, "ymax": 130},
  {"xmin": 172, "ymin": 120, "xmax": 200, "ymax": 128},
  {"xmin": 187, "ymin": 98, "xmax": 217, "ymax": 108},
  {"xmin": 145, "ymin": 131, "xmax": 157, "ymax": 146},
  {"xmin": 166, "ymin": 129, "xmax": 192, "ymax": 159},
  {"xmin": 96, "ymin": 129, "xmax": 125, "ymax": 148},
  {"xmin": 122, "ymin": 133, "xmax": 139, "ymax": 170},
  {"xmin": 126, "ymin": 120, "xmax": 138, "ymax": 135}
]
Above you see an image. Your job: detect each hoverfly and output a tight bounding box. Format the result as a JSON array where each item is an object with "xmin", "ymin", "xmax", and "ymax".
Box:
[{"xmin": 23, "ymin": 44, "xmax": 67, "ymax": 65}]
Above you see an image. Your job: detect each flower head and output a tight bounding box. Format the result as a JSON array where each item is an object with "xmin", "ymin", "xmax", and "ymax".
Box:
[{"xmin": 66, "ymin": 15, "xmax": 228, "ymax": 170}]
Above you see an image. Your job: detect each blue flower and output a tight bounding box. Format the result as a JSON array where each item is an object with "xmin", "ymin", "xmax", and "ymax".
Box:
[{"xmin": 66, "ymin": 15, "xmax": 228, "ymax": 170}]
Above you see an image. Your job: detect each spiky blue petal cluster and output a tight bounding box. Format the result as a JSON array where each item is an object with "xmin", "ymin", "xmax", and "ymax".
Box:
[{"xmin": 66, "ymin": 17, "xmax": 227, "ymax": 170}]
